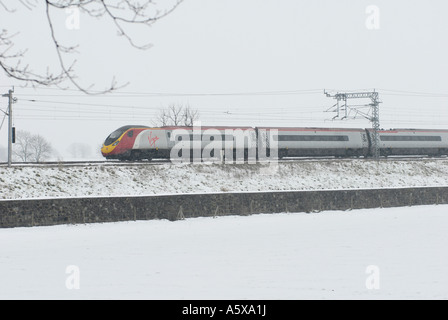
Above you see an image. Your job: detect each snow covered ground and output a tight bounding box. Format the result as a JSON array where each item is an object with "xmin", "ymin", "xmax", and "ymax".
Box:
[
  {"xmin": 2, "ymin": 159, "xmax": 448, "ymax": 199},
  {"xmin": 0, "ymin": 205, "xmax": 447, "ymax": 300}
]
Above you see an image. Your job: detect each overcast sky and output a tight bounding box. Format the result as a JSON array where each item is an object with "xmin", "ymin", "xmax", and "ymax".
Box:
[{"xmin": 1, "ymin": 0, "xmax": 448, "ymax": 160}]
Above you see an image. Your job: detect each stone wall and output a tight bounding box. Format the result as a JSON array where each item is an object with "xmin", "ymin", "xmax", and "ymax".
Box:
[{"xmin": 1, "ymin": 187, "xmax": 448, "ymax": 228}]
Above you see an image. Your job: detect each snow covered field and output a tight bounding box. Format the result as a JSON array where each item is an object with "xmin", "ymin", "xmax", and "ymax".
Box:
[
  {"xmin": 2, "ymin": 159, "xmax": 448, "ymax": 199},
  {"xmin": 0, "ymin": 205, "xmax": 447, "ymax": 300}
]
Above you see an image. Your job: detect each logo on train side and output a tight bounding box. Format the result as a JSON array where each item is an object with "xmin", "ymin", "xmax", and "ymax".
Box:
[{"xmin": 148, "ymin": 132, "xmax": 160, "ymax": 147}]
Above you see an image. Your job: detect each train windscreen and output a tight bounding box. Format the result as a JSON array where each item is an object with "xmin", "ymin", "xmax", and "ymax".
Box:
[{"xmin": 104, "ymin": 128, "xmax": 127, "ymax": 146}]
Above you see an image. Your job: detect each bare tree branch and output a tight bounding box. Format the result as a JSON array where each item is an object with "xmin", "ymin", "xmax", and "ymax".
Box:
[
  {"xmin": 182, "ymin": 105, "xmax": 200, "ymax": 127},
  {"xmin": 0, "ymin": 0, "xmax": 184, "ymax": 94},
  {"xmin": 154, "ymin": 104, "xmax": 200, "ymax": 127}
]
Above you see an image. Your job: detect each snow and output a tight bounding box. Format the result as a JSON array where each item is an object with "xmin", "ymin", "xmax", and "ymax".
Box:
[
  {"xmin": 0, "ymin": 205, "xmax": 447, "ymax": 300},
  {"xmin": 2, "ymin": 159, "xmax": 448, "ymax": 199}
]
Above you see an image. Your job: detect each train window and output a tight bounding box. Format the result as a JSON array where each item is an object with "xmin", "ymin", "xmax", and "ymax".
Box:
[
  {"xmin": 201, "ymin": 135, "xmax": 231, "ymax": 141},
  {"xmin": 380, "ymin": 136, "xmax": 442, "ymax": 142},
  {"xmin": 127, "ymin": 130, "xmax": 134, "ymax": 138},
  {"xmin": 190, "ymin": 134, "xmax": 232, "ymax": 141},
  {"xmin": 167, "ymin": 132, "xmax": 171, "ymax": 139},
  {"xmin": 104, "ymin": 129, "xmax": 125, "ymax": 145},
  {"xmin": 110, "ymin": 129, "xmax": 123, "ymax": 139},
  {"xmin": 275, "ymin": 135, "xmax": 349, "ymax": 142}
]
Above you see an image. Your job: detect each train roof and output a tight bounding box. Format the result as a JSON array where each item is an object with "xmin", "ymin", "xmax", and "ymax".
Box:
[
  {"xmin": 371, "ymin": 129, "xmax": 448, "ymax": 133},
  {"xmin": 114, "ymin": 125, "xmax": 151, "ymax": 131},
  {"xmin": 256, "ymin": 127, "xmax": 365, "ymax": 132},
  {"xmin": 112, "ymin": 126, "xmax": 448, "ymax": 133},
  {"xmin": 160, "ymin": 126, "xmax": 254, "ymax": 130}
]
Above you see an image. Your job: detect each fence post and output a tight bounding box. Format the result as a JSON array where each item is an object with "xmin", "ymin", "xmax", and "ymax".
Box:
[
  {"xmin": 213, "ymin": 206, "xmax": 219, "ymax": 218},
  {"xmin": 177, "ymin": 206, "xmax": 185, "ymax": 220}
]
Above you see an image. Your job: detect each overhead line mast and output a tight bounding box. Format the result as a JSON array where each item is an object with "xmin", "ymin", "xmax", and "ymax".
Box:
[
  {"xmin": 2, "ymin": 87, "xmax": 17, "ymax": 167},
  {"xmin": 324, "ymin": 90, "xmax": 382, "ymax": 159}
]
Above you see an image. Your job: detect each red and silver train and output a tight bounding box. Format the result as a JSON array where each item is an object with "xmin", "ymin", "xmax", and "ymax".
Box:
[{"xmin": 101, "ymin": 125, "xmax": 448, "ymax": 161}]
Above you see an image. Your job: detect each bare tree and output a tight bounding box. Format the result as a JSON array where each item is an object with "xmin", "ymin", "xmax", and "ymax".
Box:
[
  {"xmin": 13, "ymin": 130, "xmax": 53, "ymax": 162},
  {"xmin": 182, "ymin": 106, "xmax": 200, "ymax": 127},
  {"xmin": 0, "ymin": 0, "xmax": 184, "ymax": 94},
  {"xmin": 31, "ymin": 134, "xmax": 53, "ymax": 162},
  {"xmin": 13, "ymin": 130, "xmax": 34, "ymax": 162},
  {"xmin": 154, "ymin": 104, "xmax": 200, "ymax": 127},
  {"xmin": 155, "ymin": 105, "xmax": 183, "ymax": 126}
]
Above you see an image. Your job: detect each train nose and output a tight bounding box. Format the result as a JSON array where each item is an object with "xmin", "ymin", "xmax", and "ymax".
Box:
[{"xmin": 101, "ymin": 144, "xmax": 110, "ymax": 156}]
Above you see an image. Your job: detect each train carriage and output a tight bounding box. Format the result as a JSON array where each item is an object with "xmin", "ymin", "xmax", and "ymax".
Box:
[
  {"xmin": 258, "ymin": 127, "xmax": 369, "ymax": 158},
  {"xmin": 163, "ymin": 126, "xmax": 257, "ymax": 161},
  {"xmin": 371, "ymin": 129, "xmax": 448, "ymax": 156}
]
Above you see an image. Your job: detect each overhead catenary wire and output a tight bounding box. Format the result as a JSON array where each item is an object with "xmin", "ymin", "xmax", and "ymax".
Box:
[
  {"xmin": 0, "ymin": 109, "xmax": 7, "ymax": 130},
  {"xmin": 16, "ymin": 103, "xmax": 326, "ymax": 115},
  {"xmin": 8, "ymin": 86, "xmax": 448, "ymax": 97},
  {"xmin": 378, "ymin": 89, "xmax": 448, "ymax": 98},
  {"xmin": 0, "ymin": 87, "xmax": 446, "ymax": 128},
  {"xmin": 14, "ymin": 88, "xmax": 325, "ymax": 97}
]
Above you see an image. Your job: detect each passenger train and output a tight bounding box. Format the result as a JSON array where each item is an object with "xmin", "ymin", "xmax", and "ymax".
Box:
[{"xmin": 101, "ymin": 125, "xmax": 448, "ymax": 161}]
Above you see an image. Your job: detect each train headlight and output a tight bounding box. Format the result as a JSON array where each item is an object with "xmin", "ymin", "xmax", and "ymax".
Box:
[{"xmin": 113, "ymin": 141, "xmax": 120, "ymax": 146}]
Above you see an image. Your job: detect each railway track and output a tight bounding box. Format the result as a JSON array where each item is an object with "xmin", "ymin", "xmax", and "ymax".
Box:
[
  {"xmin": 0, "ymin": 159, "xmax": 171, "ymax": 168},
  {"xmin": 1, "ymin": 156, "xmax": 447, "ymax": 168}
]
